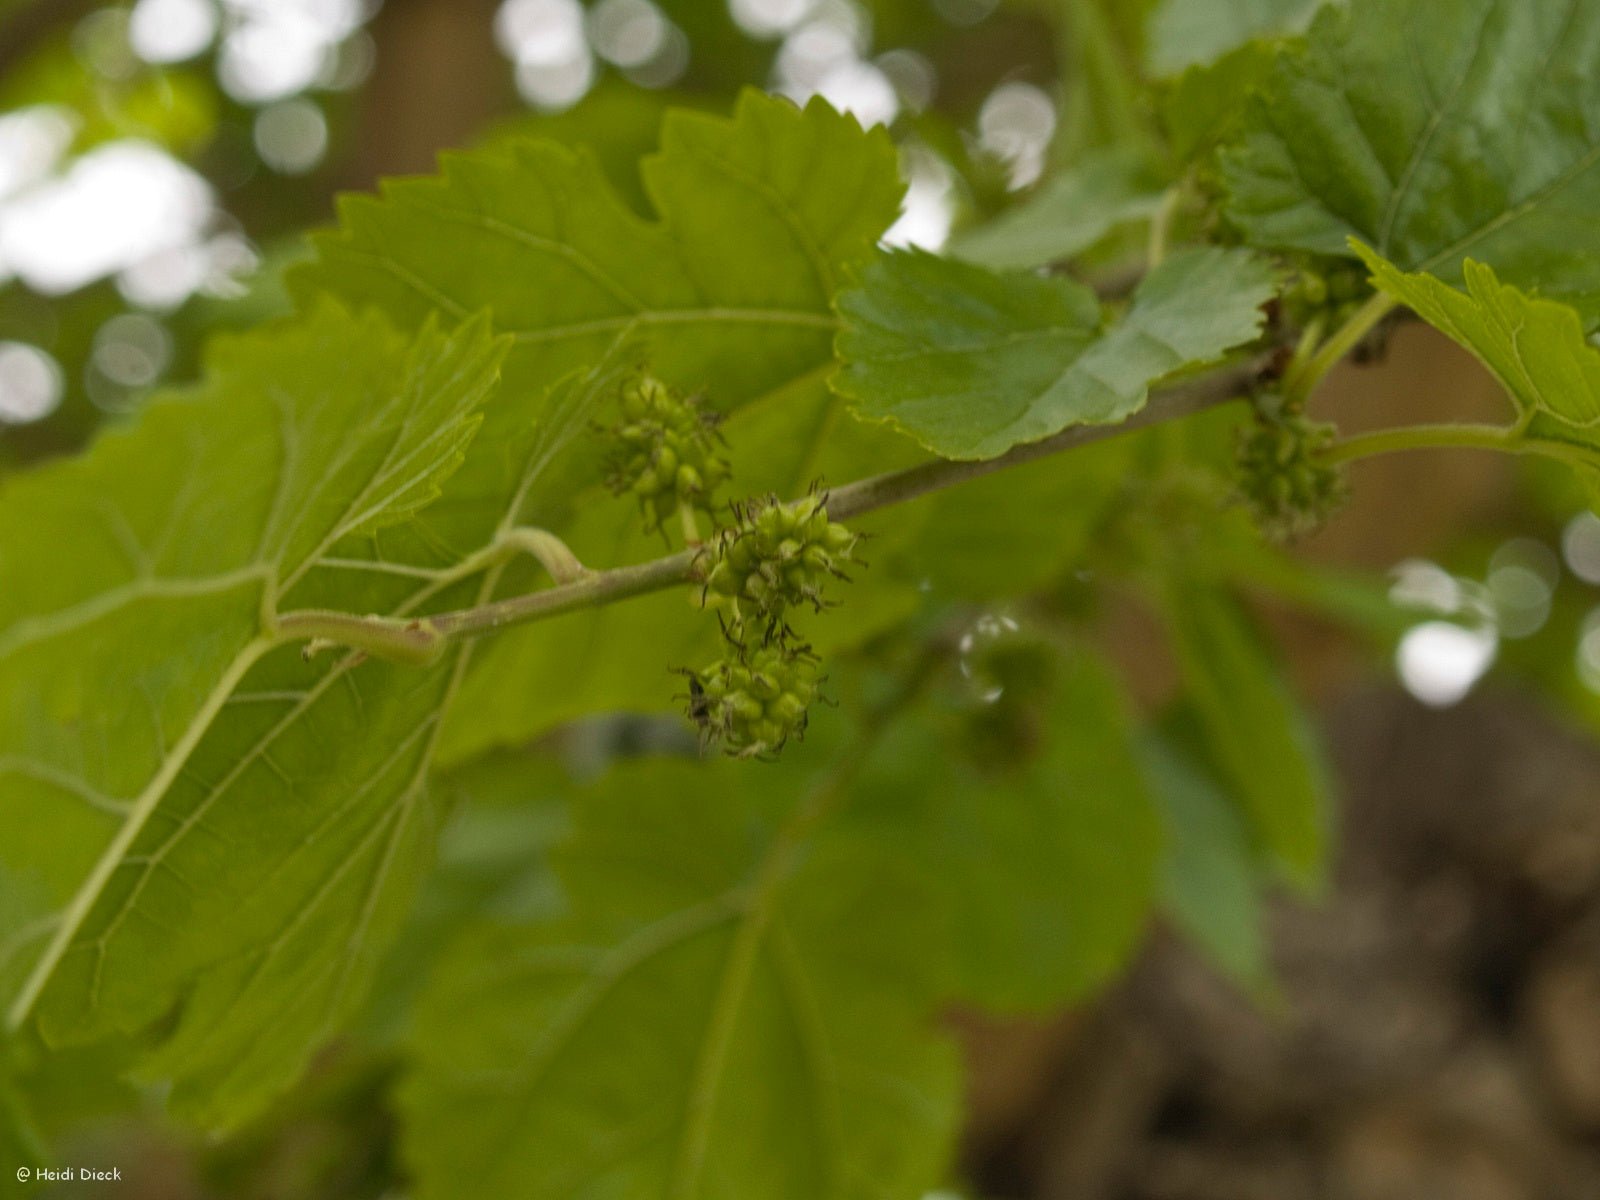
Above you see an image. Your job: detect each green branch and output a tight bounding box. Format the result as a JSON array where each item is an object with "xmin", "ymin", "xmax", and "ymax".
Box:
[{"xmin": 273, "ymin": 360, "xmax": 1264, "ymax": 662}]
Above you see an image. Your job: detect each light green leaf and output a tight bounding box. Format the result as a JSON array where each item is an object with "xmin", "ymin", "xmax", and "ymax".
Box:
[
  {"xmin": 834, "ymin": 245, "xmax": 1276, "ymax": 460},
  {"xmin": 292, "ymin": 90, "xmax": 922, "ymax": 764},
  {"xmin": 949, "ymin": 149, "xmax": 1168, "ymax": 271},
  {"xmin": 0, "ymin": 307, "xmax": 509, "ymax": 1126},
  {"xmin": 1161, "ymin": 584, "xmax": 1331, "ymax": 892},
  {"xmin": 1356, "ymin": 245, "xmax": 1600, "ymax": 463},
  {"xmin": 1220, "ymin": 0, "xmax": 1600, "ymax": 326},
  {"xmin": 401, "ymin": 740, "xmax": 960, "ymax": 1200},
  {"xmin": 1146, "ymin": 0, "xmax": 1333, "ymax": 75}
]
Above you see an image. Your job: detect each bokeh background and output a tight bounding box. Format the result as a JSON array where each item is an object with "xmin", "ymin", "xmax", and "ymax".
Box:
[{"xmin": 5, "ymin": 2, "xmax": 1600, "ymax": 1197}]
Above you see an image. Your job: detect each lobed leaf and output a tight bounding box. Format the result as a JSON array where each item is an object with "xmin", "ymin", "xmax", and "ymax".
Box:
[
  {"xmin": 1220, "ymin": 0, "xmax": 1600, "ymax": 326},
  {"xmin": 1356, "ymin": 244, "xmax": 1600, "ymax": 466},
  {"xmin": 0, "ymin": 307, "xmax": 519, "ymax": 1126}
]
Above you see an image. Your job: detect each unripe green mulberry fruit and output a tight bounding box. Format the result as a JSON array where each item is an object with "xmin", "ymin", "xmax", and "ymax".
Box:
[
  {"xmin": 600, "ymin": 373, "xmax": 729, "ymax": 532},
  {"xmin": 685, "ymin": 644, "xmax": 820, "ymax": 758},
  {"xmin": 700, "ymin": 493, "xmax": 861, "ymax": 636},
  {"xmin": 1235, "ymin": 401, "xmax": 1350, "ymax": 540}
]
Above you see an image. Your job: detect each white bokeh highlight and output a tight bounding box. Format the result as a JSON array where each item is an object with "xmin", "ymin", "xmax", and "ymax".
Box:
[{"xmin": 0, "ymin": 343, "xmax": 64, "ymax": 425}]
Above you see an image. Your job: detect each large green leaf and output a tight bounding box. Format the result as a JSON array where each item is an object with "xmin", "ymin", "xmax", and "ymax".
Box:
[
  {"xmin": 401, "ymin": 735, "xmax": 960, "ymax": 1200},
  {"xmin": 0, "ymin": 308, "xmax": 513, "ymax": 1126},
  {"xmin": 834, "ymin": 246, "xmax": 1276, "ymax": 460},
  {"xmin": 1145, "ymin": 0, "xmax": 1332, "ymax": 75},
  {"xmin": 402, "ymin": 643, "xmax": 1169, "ymax": 1195},
  {"xmin": 293, "ymin": 91, "xmax": 921, "ymax": 764},
  {"xmin": 841, "ymin": 651, "xmax": 1164, "ymax": 1010},
  {"xmin": 1220, "ymin": 0, "xmax": 1600, "ymax": 326},
  {"xmin": 1161, "ymin": 584, "xmax": 1331, "ymax": 891},
  {"xmin": 1356, "ymin": 245, "xmax": 1600, "ymax": 467}
]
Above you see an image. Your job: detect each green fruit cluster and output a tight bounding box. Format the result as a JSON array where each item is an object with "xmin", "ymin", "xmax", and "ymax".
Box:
[
  {"xmin": 1236, "ymin": 401, "xmax": 1350, "ymax": 540},
  {"xmin": 685, "ymin": 644, "xmax": 821, "ymax": 758},
  {"xmin": 601, "ymin": 373, "xmax": 729, "ymax": 532},
  {"xmin": 701, "ymin": 494, "xmax": 861, "ymax": 636}
]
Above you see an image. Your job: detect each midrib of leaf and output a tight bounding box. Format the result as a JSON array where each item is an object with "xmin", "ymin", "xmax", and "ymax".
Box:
[
  {"xmin": 672, "ymin": 877, "xmax": 776, "ymax": 1199},
  {"xmin": 5, "ymin": 348, "xmax": 591, "ymax": 1044},
  {"xmin": 769, "ymin": 921, "xmax": 846, "ymax": 1190},
  {"xmin": 1420, "ymin": 141, "xmax": 1600, "ymax": 274},
  {"xmin": 169, "ymin": 561, "xmax": 501, "ymax": 1090},
  {"xmin": 1376, "ymin": 2, "xmax": 1490, "ymax": 251},
  {"xmin": 6, "ymin": 635, "xmax": 278, "ymax": 1029}
]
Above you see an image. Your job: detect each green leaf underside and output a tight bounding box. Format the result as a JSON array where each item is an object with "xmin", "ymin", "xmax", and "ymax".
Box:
[
  {"xmin": 834, "ymin": 245, "xmax": 1276, "ymax": 461},
  {"xmin": 292, "ymin": 90, "xmax": 919, "ymax": 764},
  {"xmin": 1162, "ymin": 584, "xmax": 1330, "ymax": 891},
  {"xmin": 0, "ymin": 306, "xmax": 508, "ymax": 1127},
  {"xmin": 403, "ymin": 733, "xmax": 960, "ymax": 1200},
  {"xmin": 948, "ymin": 148, "xmax": 1168, "ymax": 271},
  {"xmin": 1356, "ymin": 244, "xmax": 1600, "ymax": 457},
  {"xmin": 1220, "ymin": 0, "xmax": 1600, "ymax": 326},
  {"xmin": 1146, "ymin": 0, "xmax": 1334, "ymax": 76}
]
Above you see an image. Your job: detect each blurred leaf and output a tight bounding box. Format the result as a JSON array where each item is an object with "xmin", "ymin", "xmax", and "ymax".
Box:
[
  {"xmin": 1161, "ymin": 583, "xmax": 1331, "ymax": 891},
  {"xmin": 401, "ymin": 733, "xmax": 960, "ymax": 1200},
  {"xmin": 835, "ymin": 246, "xmax": 1275, "ymax": 459},
  {"xmin": 843, "ymin": 650, "xmax": 1164, "ymax": 1010},
  {"xmin": 949, "ymin": 148, "xmax": 1168, "ymax": 270},
  {"xmin": 1142, "ymin": 729, "xmax": 1272, "ymax": 990},
  {"xmin": 1158, "ymin": 39, "xmax": 1276, "ymax": 163},
  {"xmin": 883, "ymin": 436, "xmax": 1138, "ymax": 600},
  {"xmin": 1220, "ymin": 0, "xmax": 1600, "ymax": 326},
  {"xmin": 360, "ymin": 753, "xmax": 571, "ymax": 1043},
  {"xmin": 1145, "ymin": 0, "xmax": 1333, "ymax": 75}
]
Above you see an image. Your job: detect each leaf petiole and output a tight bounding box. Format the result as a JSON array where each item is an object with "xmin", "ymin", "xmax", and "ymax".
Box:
[
  {"xmin": 1284, "ymin": 292, "xmax": 1398, "ymax": 404},
  {"xmin": 1321, "ymin": 421, "xmax": 1594, "ymax": 469}
]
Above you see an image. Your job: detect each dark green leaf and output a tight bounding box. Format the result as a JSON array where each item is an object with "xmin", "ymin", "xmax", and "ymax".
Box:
[{"xmin": 1221, "ymin": 0, "xmax": 1600, "ymax": 326}]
